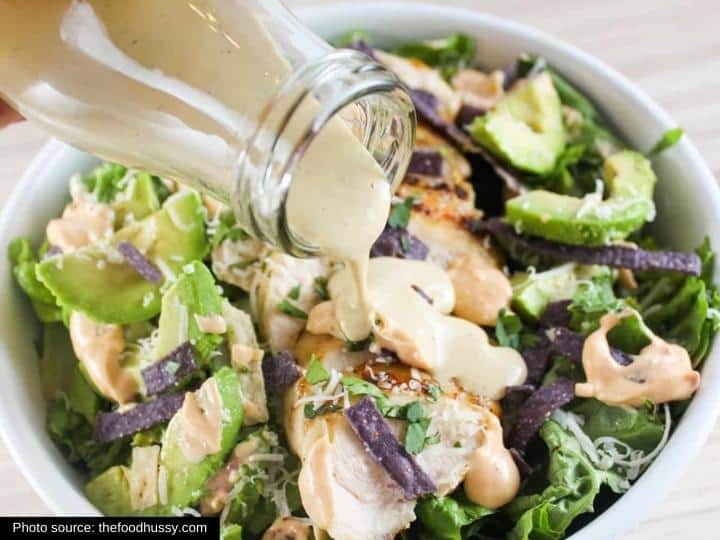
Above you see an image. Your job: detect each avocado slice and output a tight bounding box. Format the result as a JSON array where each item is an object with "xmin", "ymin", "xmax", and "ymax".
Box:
[
  {"xmin": 112, "ymin": 172, "xmax": 161, "ymax": 229},
  {"xmin": 159, "ymin": 366, "xmax": 245, "ymax": 510},
  {"xmin": 469, "ymin": 72, "xmax": 566, "ymax": 174},
  {"xmin": 85, "ymin": 465, "xmax": 134, "ymax": 515},
  {"xmin": 505, "ymin": 150, "xmax": 657, "ymax": 245},
  {"xmin": 511, "ymin": 264, "xmax": 606, "ymax": 322},
  {"xmin": 155, "ymin": 261, "xmax": 224, "ymax": 361},
  {"xmin": 37, "ymin": 191, "xmax": 208, "ymax": 325}
]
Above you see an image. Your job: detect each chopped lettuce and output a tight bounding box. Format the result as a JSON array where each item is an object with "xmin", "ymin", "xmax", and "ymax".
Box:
[
  {"xmin": 8, "ymin": 238, "xmax": 62, "ymax": 322},
  {"xmin": 568, "ymin": 273, "xmax": 624, "ymax": 334},
  {"xmin": 415, "ymin": 493, "xmax": 493, "ymax": 540},
  {"xmin": 392, "ymin": 33, "xmax": 476, "ymax": 80},
  {"xmin": 505, "ymin": 420, "xmax": 616, "ymax": 540}
]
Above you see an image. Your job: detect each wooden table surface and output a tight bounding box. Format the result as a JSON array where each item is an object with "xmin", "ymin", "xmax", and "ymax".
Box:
[{"xmin": 1, "ymin": 0, "xmax": 718, "ymax": 536}]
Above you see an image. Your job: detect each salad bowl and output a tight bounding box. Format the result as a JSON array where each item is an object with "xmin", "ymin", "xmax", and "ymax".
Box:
[{"xmin": 0, "ymin": 3, "xmax": 719, "ymax": 539}]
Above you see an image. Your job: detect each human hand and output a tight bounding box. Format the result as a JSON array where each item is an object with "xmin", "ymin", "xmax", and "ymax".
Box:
[{"xmin": 0, "ymin": 99, "xmax": 23, "ymax": 128}]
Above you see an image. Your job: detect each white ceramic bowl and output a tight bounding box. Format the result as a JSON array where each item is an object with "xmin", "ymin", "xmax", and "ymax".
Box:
[{"xmin": 1, "ymin": 2, "xmax": 718, "ymax": 538}]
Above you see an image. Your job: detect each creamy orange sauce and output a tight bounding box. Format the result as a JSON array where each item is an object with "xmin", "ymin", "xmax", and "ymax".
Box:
[
  {"xmin": 176, "ymin": 377, "xmax": 223, "ymax": 463},
  {"xmin": 68, "ymin": 311, "xmax": 136, "ymax": 403},
  {"xmin": 463, "ymin": 413, "xmax": 520, "ymax": 509},
  {"xmin": 46, "ymin": 199, "xmax": 114, "ymax": 252},
  {"xmin": 575, "ymin": 309, "xmax": 701, "ymax": 407},
  {"xmin": 447, "ymin": 252, "xmax": 512, "ymax": 326}
]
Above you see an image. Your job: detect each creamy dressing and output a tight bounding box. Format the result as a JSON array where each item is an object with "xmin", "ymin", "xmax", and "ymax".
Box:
[
  {"xmin": 176, "ymin": 377, "xmax": 224, "ymax": 463},
  {"xmin": 310, "ymin": 257, "xmax": 526, "ymax": 399},
  {"xmin": 463, "ymin": 413, "xmax": 520, "ymax": 509},
  {"xmin": 576, "ymin": 310, "xmax": 701, "ymax": 407},
  {"xmin": 68, "ymin": 311, "xmax": 136, "ymax": 404},
  {"xmin": 447, "ymin": 252, "xmax": 513, "ymax": 326}
]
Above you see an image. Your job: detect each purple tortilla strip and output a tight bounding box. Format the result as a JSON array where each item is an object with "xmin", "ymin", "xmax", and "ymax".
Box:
[
  {"xmin": 345, "ymin": 40, "xmax": 377, "ymax": 60},
  {"xmin": 407, "ymin": 150, "xmax": 444, "ymax": 177},
  {"xmin": 262, "ymin": 351, "xmax": 302, "ymax": 394},
  {"xmin": 521, "ymin": 341, "xmax": 552, "ymax": 387},
  {"xmin": 507, "ymin": 378, "xmax": 576, "ymax": 453},
  {"xmin": 455, "ymin": 104, "xmax": 486, "ymax": 128},
  {"xmin": 345, "ymin": 397, "xmax": 436, "ymax": 499},
  {"xmin": 370, "ymin": 225, "xmax": 429, "ymax": 260},
  {"xmin": 94, "ymin": 393, "xmax": 185, "ymax": 443},
  {"xmin": 547, "ymin": 327, "xmax": 632, "ymax": 366},
  {"xmin": 482, "ymin": 219, "xmax": 702, "ymax": 276},
  {"xmin": 141, "ymin": 341, "xmax": 198, "ymax": 396},
  {"xmin": 540, "ymin": 300, "xmax": 572, "ymax": 328},
  {"xmin": 117, "ymin": 241, "xmax": 163, "ymax": 284}
]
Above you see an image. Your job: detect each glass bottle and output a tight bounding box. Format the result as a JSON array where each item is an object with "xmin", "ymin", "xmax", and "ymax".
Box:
[{"xmin": 0, "ymin": 0, "xmax": 415, "ymax": 255}]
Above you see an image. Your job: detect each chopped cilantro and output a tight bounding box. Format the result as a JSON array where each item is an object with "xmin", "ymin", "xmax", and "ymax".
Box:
[
  {"xmin": 404, "ymin": 401, "xmax": 433, "ymax": 454},
  {"xmin": 388, "ymin": 197, "xmax": 415, "ymax": 229},
  {"xmin": 304, "ymin": 402, "xmax": 340, "ymax": 419},
  {"xmin": 277, "ymin": 299, "xmax": 308, "ymax": 319},
  {"xmin": 495, "ymin": 309, "xmax": 523, "ymax": 349},
  {"xmin": 288, "ymin": 284, "xmax": 301, "ymax": 300},
  {"xmin": 399, "ymin": 233, "xmax": 410, "ymax": 253},
  {"xmin": 306, "ymin": 354, "xmax": 330, "ymax": 385},
  {"xmin": 314, "ymin": 276, "xmax": 330, "ymax": 300}
]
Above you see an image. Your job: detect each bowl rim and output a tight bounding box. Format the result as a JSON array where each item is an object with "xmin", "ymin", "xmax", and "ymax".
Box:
[{"xmin": 1, "ymin": 3, "xmax": 719, "ymax": 537}]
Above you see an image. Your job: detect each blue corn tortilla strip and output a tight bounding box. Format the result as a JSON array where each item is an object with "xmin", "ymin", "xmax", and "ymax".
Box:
[
  {"xmin": 407, "ymin": 150, "xmax": 444, "ymax": 177},
  {"xmin": 521, "ymin": 341, "xmax": 552, "ymax": 387},
  {"xmin": 262, "ymin": 351, "xmax": 302, "ymax": 394},
  {"xmin": 539, "ymin": 300, "xmax": 572, "ymax": 328},
  {"xmin": 547, "ymin": 327, "xmax": 632, "ymax": 366},
  {"xmin": 141, "ymin": 341, "xmax": 198, "ymax": 396},
  {"xmin": 509, "ymin": 447, "xmax": 532, "ymax": 477},
  {"xmin": 370, "ymin": 225, "xmax": 429, "ymax": 260},
  {"xmin": 455, "ymin": 103, "xmax": 486, "ymax": 128},
  {"xmin": 481, "ymin": 218, "xmax": 702, "ymax": 276},
  {"xmin": 345, "ymin": 396, "xmax": 436, "ymax": 499},
  {"xmin": 117, "ymin": 241, "xmax": 163, "ymax": 284},
  {"xmin": 94, "ymin": 393, "xmax": 185, "ymax": 443},
  {"xmin": 507, "ymin": 377, "xmax": 576, "ymax": 453},
  {"xmin": 345, "ymin": 40, "xmax": 377, "ymax": 61}
]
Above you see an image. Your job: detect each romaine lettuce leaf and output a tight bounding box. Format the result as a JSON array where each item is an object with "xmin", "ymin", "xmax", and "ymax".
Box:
[
  {"xmin": 505, "ymin": 420, "xmax": 613, "ymax": 540},
  {"xmin": 416, "ymin": 493, "xmax": 493, "ymax": 540},
  {"xmin": 8, "ymin": 238, "xmax": 62, "ymax": 323},
  {"xmin": 392, "ymin": 33, "xmax": 476, "ymax": 79}
]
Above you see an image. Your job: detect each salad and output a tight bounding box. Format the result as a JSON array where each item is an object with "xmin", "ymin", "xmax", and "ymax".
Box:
[{"xmin": 9, "ymin": 32, "xmax": 719, "ymax": 540}]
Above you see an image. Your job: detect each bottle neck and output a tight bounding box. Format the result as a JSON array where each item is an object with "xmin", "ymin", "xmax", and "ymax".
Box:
[{"xmin": 231, "ymin": 49, "xmax": 416, "ymax": 257}]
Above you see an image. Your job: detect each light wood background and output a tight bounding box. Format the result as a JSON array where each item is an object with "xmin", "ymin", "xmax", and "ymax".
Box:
[{"xmin": 1, "ymin": 0, "xmax": 718, "ymax": 537}]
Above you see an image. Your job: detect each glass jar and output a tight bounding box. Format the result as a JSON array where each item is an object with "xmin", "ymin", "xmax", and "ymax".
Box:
[{"xmin": 0, "ymin": 0, "xmax": 415, "ymax": 256}]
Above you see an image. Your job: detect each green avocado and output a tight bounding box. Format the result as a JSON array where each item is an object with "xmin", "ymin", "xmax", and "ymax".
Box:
[
  {"xmin": 159, "ymin": 366, "xmax": 245, "ymax": 510},
  {"xmin": 36, "ymin": 191, "xmax": 208, "ymax": 325},
  {"xmin": 469, "ymin": 72, "xmax": 566, "ymax": 174},
  {"xmin": 112, "ymin": 172, "xmax": 161, "ymax": 229},
  {"xmin": 85, "ymin": 465, "xmax": 134, "ymax": 515},
  {"xmin": 155, "ymin": 261, "xmax": 225, "ymax": 365},
  {"xmin": 511, "ymin": 264, "xmax": 605, "ymax": 322},
  {"xmin": 505, "ymin": 150, "xmax": 657, "ymax": 245}
]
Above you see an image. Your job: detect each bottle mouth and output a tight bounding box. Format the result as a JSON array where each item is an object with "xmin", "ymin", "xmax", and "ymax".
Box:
[{"xmin": 232, "ymin": 49, "xmax": 416, "ymax": 257}]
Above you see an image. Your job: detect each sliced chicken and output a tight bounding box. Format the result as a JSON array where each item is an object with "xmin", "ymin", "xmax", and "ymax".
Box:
[{"xmin": 250, "ymin": 253, "xmax": 329, "ymax": 352}]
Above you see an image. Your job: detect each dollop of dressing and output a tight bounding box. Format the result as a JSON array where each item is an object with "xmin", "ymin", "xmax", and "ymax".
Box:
[
  {"xmin": 308, "ymin": 257, "xmax": 526, "ymax": 399},
  {"xmin": 68, "ymin": 311, "xmax": 136, "ymax": 403},
  {"xmin": 46, "ymin": 199, "xmax": 114, "ymax": 252},
  {"xmin": 463, "ymin": 413, "xmax": 520, "ymax": 509},
  {"xmin": 176, "ymin": 377, "xmax": 224, "ymax": 463},
  {"xmin": 447, "ymin": 252, "xmax": 512, "ymax": 326},
  {"xmin": 576, "ymin": 309, "xmax": 701, "ymax": 407}
]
